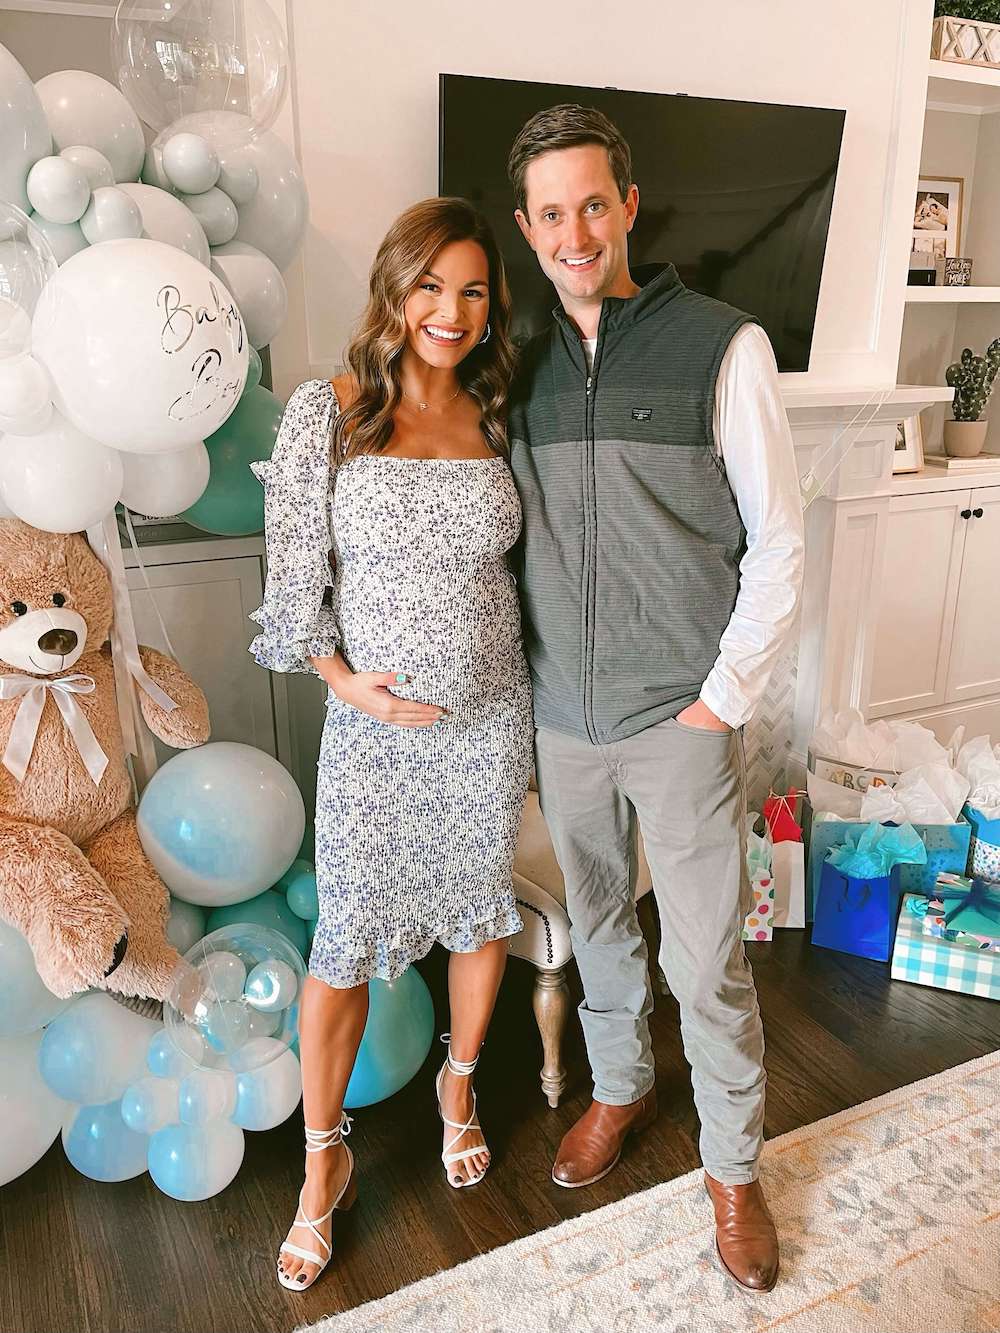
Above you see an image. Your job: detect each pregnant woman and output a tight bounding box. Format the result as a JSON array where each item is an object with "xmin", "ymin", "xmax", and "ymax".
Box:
[{"xmin": 250, "ymin": 197, "xmax": 533, "ymax": 1292}]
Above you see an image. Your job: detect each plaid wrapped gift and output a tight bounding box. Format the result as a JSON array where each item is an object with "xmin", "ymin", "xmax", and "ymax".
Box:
[{"xmin": 891, "ymin": 893, "xmax": 1000, "ymax": 999}]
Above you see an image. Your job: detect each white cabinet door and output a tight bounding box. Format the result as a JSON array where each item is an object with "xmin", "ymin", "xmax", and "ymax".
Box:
[
  {"xmin": 947, "ymin": 486, "xmax": 1000, "ymax": 703},
  {"xmin": 868, "ymin": 490, "xmax": 969, "ymax": 717},
  {"xmin": 126, "ymin": 556, "xmax": 279, "ymax": 769}
]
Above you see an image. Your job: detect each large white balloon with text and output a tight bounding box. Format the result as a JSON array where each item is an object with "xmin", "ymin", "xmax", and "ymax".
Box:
[{"xmin": 30, "ymin": 237, "xmax": 248, "ymax": 453}]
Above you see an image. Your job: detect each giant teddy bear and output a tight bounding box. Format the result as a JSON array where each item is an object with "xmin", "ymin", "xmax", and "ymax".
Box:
[{"xmin": 0, "ymin": 519, "xmax": 210, "ymax": 999}]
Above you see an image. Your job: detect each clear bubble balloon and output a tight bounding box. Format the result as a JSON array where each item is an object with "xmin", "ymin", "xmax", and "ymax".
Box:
[
  {"xmin": 147, "ymin": 1119, "xmax": 244, "ymax": 1201},
  {"xmin": 0, "ymin": 1029, "xmax": 70, "ymax": 1186},
  {"xmin": 61, "ymin": 145, "xmax": 115, "ymax": 190},
  {"xmin": 0, "ymin": 353, "xmax": 53, "ymax": 437},
  {"xmin": 120, "ymin": 441, "xmax": 210, "ymax": 517},
  {"xmin": 209, "ymin": 241, "xmax": 286, "ymax": 349},
  {"xmin": 136, "ymin": 742, "xmax": 305, "ymax": 906},
  {"xmin": 114, "ymin": 0, "xmax": 288, "ymax": 138},
  {"xmin": 121, "ymin": 1074, "xmax": 180, "ymax": 1134},
  {"xmin": 62, "ymin": 1099, "xmax": 149, "ymax": 1182},
  {"xmin": 0, "ymin": 298, "xmax": 32, "ymax": 360},
  {"xmin": 0, "ymin": 45, "xmax": 52, "ymax": 214},
  {"xmin": 116, "ymin": 182, "xmax": 210, "ymax": 266},
  {"xmin": 79, "ymin": 185, "xmax": 143, "ymax": 245},
  {"xmin": 164, "ymin": 924, "xmax": 304, "ymax": 1074},
  {"xmin": 0, "ymin": 409, "xmax": 124, "ymax": 534},
  {"xmin": 161, "ymin": 134, "xmax": 220, "ymax": 195},
  {"xmin": 31, "ymin": 238, "xmax": 248, "ymax": 453},
  {"xmin": 0, "ymin": 202, "xmax": 58, "ymax": 320},
  {"xmin": 183, "ymin": 187, "xmax": 237, "ymax": 246},
  {"xmin": 35, "ymin": 69, "xmax": 145, "ymax": 184},
  {"xmin": 178, "ymin": 1068, "xmax": 235, "ymax": 1125},
  {"xmin": 232, "ymin": 1042, "xmax": 300, "ymax": 1131},
  {"xmin": 0, "ymin": 919, "xmax": 70, "ymax": 1038},
  {"xmin": 38, "ymin": 992, "xmax": 159, "ymax": 1105}
]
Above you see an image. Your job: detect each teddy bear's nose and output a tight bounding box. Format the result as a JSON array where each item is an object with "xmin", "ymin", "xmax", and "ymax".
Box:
[{"xmin": 37, "ymin": 628, "xmax": 78, "ymax": 656}]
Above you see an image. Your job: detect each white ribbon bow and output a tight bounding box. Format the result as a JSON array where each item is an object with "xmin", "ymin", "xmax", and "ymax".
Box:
[{"xmin": 0, "ymin": 673, "xmax": 109, "ymax": 787}]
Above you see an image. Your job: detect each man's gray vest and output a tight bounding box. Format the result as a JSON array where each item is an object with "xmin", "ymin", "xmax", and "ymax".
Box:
[{"xmin": 507, "ymin": 263, "xmax": 757, "ymax": 745}]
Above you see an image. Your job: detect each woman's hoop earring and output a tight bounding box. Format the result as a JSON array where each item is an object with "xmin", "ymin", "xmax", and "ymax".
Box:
[{"xmin": 478, "ymin": 322, "xmax": 491, "ymax": 346}]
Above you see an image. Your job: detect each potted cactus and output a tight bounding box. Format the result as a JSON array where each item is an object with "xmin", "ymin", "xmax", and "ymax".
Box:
[{"xmin": 944, "ymin": 338, "xmax": 1000, "ymax": 456}]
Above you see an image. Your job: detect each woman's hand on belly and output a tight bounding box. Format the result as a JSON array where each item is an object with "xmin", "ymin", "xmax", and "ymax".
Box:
[{"xmin": 310, "ymin": 652, "xmax": 447, "ymax": 728}]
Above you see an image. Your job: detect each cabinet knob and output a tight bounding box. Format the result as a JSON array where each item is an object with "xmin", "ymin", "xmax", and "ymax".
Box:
[
  {"xmin": 973, "ymin": 507, "xmax": 984, "ymax": 518},
  {"xmin": 960, "ymin": 508, "xmax": 972, "ymax": 519}
]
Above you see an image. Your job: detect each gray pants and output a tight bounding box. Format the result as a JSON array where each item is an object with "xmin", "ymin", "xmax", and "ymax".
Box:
[{"xmin": 534, "ymin": 718, "xmax": 765, "ymax": 1185}]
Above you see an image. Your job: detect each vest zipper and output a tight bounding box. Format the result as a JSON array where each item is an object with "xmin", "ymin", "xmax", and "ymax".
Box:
[{"xmin": 582, "ymin": 315, "xmax": 607, "ymax": 744}]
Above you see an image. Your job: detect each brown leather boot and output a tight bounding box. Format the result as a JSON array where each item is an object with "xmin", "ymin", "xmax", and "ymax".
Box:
[
  {"xmin": 551, "ymin": 1090, "xmax": 657, "ymax": 1188},
  {"xmin": 704, "ymin": 1173, "xmax": 779, "ymax": 1292}
]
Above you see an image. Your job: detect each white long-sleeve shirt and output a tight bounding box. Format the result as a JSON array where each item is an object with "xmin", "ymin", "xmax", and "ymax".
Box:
[{"xmin": 583, "ymin": 322, "xmax": 804, "ymax": 729}]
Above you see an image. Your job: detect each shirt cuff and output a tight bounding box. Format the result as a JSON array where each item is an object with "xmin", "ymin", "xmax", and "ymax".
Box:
[{"xmin": 699, "ymin": 674, "xmax": 749, "ymax": 731}]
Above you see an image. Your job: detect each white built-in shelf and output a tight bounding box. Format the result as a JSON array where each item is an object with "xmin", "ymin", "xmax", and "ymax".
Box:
[
  {"xmin": 927, "ymin": 58, "xmax": 1000, "ymax": 112},
  {"xmin": 779, "ymin": 383, "xmax": 952, "ymax": 411},
  {"xmin": 905, "ymin": 285, "xmax": 1000, "ymax": 302}
]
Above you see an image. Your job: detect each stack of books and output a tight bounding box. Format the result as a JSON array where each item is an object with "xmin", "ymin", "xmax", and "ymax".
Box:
[{"xmin": 923, "ymin": 452, "xmax": 1000, "ymax": 471}]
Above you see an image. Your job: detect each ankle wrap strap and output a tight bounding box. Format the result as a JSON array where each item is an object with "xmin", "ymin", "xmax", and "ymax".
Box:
[
  {"xmin": 304, "ymin": 1112, "xmax": 353, "ymax": 1153},
  {"xmin": 440, "ymin": 1032, "xmax": 479, "ymax": 1077}
]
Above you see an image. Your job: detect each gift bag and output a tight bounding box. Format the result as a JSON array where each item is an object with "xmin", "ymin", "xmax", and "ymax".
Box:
[
  {"xmin": 742, "ymin": 814, "xmax": 775, "ymax": 942},
  {"xmin": 764, "ymin": 790, "xmax": 806, "ymax": 929},
  {"xmin": 964, "ymin": 804, "xmax": 1000, "ymax": 882},
  {"xmin": 812, "ymin": 862, "xmax": 901, "ymax": 962}
]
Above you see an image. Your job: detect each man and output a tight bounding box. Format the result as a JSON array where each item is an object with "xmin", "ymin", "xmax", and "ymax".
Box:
[{"xmin": 506, "ymin": 104, "xmax": 804, "ymax": 1293}]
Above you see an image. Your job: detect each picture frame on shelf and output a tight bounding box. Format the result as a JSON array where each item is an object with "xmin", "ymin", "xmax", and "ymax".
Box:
[
  {"xmin": 913, "ymin": 176, "xmax": 964, "ymax": 261},
  {"xmin": 942, "ymin": 256, "xmax": 973, "ymax": 286},
  {"xmin": 893, "ymin": 414, "xmax": 925, "ymax": 475}
]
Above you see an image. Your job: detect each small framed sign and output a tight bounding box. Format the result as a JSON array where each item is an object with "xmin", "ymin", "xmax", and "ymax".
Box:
[{"xmin": 943, "ymin": 256, "xmax": 973, "ymax": 286}]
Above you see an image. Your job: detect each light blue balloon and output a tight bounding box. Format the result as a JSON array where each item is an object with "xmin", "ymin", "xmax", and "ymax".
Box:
[
  {"xmin": 205, "ymin": 891, "xmax": 308, "ymax": 958},
  {"xmin": 344, "ymin": 968, "xmax": 435, "ymax": 1109},
  {"xmin": 39, "ymin": 993, "xmax": 156, "ymax": 1105},
  {"xmin": 284, "ymin": 869, "xmax": 318, "ymax": 921},
  {"xmin": 0, "ymin": 919, "xmax": 70, "ymax": 1037},
  {"xmin": 147, "ymin": 1120, "xmax": 244, "ymax": 1201},
  {"xmin": 147, "ymin": 1028, "xmax": 202, "ymax": 1079},
  {"xmin": 62, "ymin": 1099, "xmax": 149, "ymax": 1182},
  {"xmin": 178, "ymin": 1070, "xmax": 235, "ymax": 1125},
  {"xmin": 121, "ymin": 1076, "xmax": 179, "ymax": 1134},
  {"xmin": 232, "ymin": 1046, "xmax": 300, "ymax": 1131}
]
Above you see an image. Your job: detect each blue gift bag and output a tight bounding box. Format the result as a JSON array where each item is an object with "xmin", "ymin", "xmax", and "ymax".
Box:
[{"xmin": 812, "ymin": 863, "xmax": 901, "ymax": 961}]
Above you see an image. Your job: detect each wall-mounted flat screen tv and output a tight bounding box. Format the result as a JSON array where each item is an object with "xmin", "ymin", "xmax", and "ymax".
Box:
[{"xmin": 439, "ymin": 74, "xmax": 845, "ymax": 372}]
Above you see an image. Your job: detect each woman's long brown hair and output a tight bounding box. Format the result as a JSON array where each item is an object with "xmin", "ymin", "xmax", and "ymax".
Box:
[{"xmin": 331, "ymin": 197, "xmax": 517, "ymax": 460}]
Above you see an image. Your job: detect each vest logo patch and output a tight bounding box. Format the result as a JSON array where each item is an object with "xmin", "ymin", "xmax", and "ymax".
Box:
[{"xmin": 631, "ymin": 407, "xmax": 653, "ymax": 421}]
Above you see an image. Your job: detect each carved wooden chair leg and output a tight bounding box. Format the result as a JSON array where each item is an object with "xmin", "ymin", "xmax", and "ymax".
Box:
[{"xmin": 533, "ymin": 964, "xmax": 570, "ymax": 1108}]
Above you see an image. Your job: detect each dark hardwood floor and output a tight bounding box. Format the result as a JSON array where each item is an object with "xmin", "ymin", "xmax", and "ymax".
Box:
[{"xmin": 3, "ymin": 911, "xmax": 998, "ymax": 1333}]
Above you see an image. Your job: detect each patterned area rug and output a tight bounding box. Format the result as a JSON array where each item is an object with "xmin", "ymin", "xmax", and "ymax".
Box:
[{"xmin": 301, "ymin": 1052, "xmax": 1000, "ymax": 1333}]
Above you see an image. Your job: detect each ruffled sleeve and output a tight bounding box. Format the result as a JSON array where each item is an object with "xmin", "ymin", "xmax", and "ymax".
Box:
[{"xmin": 248, "ymin": 378, "xmax": 341, "ymax": 675}]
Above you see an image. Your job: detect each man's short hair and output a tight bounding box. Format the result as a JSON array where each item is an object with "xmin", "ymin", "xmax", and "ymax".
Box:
[{"xmin": 507, "ymin": 103, "xmax": 633, "ymax": 217}]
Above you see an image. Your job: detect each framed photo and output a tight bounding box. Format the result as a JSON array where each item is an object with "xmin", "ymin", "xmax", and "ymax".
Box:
[
  {"xmin": 893, "ymin": 414, "xmax": 925, "ymax": 474},
  {"xmin": 913, "ymin": 177, "xmax": 964, "ymax": 260}
]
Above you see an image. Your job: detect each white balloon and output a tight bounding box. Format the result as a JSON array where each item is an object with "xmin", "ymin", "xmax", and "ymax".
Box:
[
  {"xmin": 38, "ymin": 992, "xmax": 160, "ymax": 1105},
  {"xmin": 25, "ymin": 156, "xmax": 90, "ymax": 226},
  {"xmin": 60, "ymin": 145, "xmax": 114, "ymax": 190},
  {"xmin": 217, "ymin": 159, "xmax": 258, "ymax": 206},
  {"xmin": 80, "ymin": 185, "xmax": 143, "ymax": 244},
  {"xmin": 0, "ymin": 298, "xmax": 32, "ymax": 359},
  {"xmin": 161, "ymin": 133, "xmax": 220, "ymax": 195},
  {"xmin": 116, "ymin": 182, "xmax": 210, "ymax": 266},
  {"xmin": 166, "ymin": 896, "xmax": 207, "ymax": 954},
  {"xmin": 210, "ymin": 241, "xmax": 287, "ymax": 349},
  {"xmin": 0, "ymin": 45, "xmax": 52, "ymax": 214},
  {"xmin": 141, "ymin": 144, "xmax": 175, "ymax": 194},
  {"xmin": 232, "ymin": 1046, "xmax": 301, "ymax": 1131},
  {"xmin": 0, "ymin": 920, "xmax": 70, "ymax": 1038},
  {"xmin": 0, "ymin": 1029, "xmax": 70, "ymax": 1185},
  {"xmin": 0, "ymin": 409, "xmax": 123, "ymax": 532},
  {"xmin": 120, "ymin": 440, "xmax": 210, "ymax": 514},
  {"xmin": 31, "ymin": 239, "xmax": 249, "ymax": 453},
  {"xmin": 35, "ymin": 69, "xmax": 146, "ymax": 183},
  {"xmin": 182, "ymin": 188, "xmax": 237, "ymax": 246},
  {"xmin": 27, "ymin": 213, "xmax": 89, "ymax": 266},
  {"xmin": 0, "ymin": 354, "xmax": 53, "ymax": 435}
]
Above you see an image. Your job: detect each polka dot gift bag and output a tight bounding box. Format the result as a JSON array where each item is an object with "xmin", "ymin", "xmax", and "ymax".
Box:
[{"xmin": 743, "ymin": 813, "xmax": 776, "ymax": 942}]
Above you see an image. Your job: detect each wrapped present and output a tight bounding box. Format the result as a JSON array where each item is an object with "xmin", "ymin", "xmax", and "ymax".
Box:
[
  {"xmin": 963, "ymin": 804, "xmax": 1000, "ymax": 882},
  {"xmin": 811, "ymin": 824, "xmax": 926, "ymax": 962},
  {"xmin": 806, "ymin": 815, "xmax": 971, "ymax": 919},
  {"xmin": 742, "ymin": 814, "xmax": 775, "ymax": 942},
  {"xmin": 909, "ymin": 872, "xmax": 1000, "ymax": 952},
  {"xmin": 764, "ymin": 790, "xmax": 806, "ymax": 928},
  {"xmin": 891, "ymin": 893, "xmax": 1000, "ymax": 999}
]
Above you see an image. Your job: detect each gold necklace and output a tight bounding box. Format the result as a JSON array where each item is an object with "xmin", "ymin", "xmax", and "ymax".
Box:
[{"xmin": 401, "ymin": 384, "xmax": 463, "ymax": 412}]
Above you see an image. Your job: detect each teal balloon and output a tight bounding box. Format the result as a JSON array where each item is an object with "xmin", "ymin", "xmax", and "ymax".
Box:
[
  {"xmin": 284, "ymin": 869, "xmax": 318, "ymax": 921},
  {"xmin": 344, "ymin": 967, "xmax": 434, "ymax": 1109},
  {"xmin": 62, "ymin": 1099, "xmax": 149, "ymax": 1182},
  {"xmin": 180, "ymin": 384, "xmax": 282, "ymax": 535},
  {"xmin": 205, "ymin": 890, "xmax": 308, "ymax": 958},
  {"xmin": 273, "ymin": 858, "xmax": 312, "ymax": 894}
]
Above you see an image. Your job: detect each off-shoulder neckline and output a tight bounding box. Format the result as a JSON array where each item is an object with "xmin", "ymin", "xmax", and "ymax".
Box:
[{"xmin": 318, "ymin": 377, "xmax": 503, "ymax": 465}]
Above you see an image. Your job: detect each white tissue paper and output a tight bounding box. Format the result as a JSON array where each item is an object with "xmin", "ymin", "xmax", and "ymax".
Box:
[
  {"xmin": 810, "ymin": 707, "xmax": 952, "ymax": 773},
  {"xmin": 860, "ymin": 762, "xmax": 970, "ymax": 824},
  {"xmin": 956, "ymin": 735, "xmax": 1000, "ymax": 819}
]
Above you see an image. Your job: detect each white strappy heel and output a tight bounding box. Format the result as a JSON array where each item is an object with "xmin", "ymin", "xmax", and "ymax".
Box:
[
  {"xmin": 435, "ymin": 1033, "xmax": 490, "ymax": 1189},
  {"xmin": 277, "ymin": 1113, "xmax": 356, "ymax": 1291}
]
